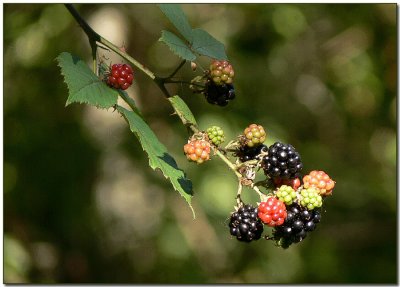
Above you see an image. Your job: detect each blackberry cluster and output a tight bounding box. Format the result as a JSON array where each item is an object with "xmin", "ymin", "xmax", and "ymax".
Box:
[
  {"xmin": 272, "ymin": 203, "xmax": 321, "ymax": 249},
  {"xmin": 204, "ymin": 80, "xmax": 235, "ymax": 106},
  {"xmin": 236, "ymin": 144, "xmax": 267, "ymax": 162},
  {"xmin": 263, "ymin": 142, "xmax": 303, "ymax": 179},
  {"xmin": 229, "ymin": 204, "xmax": 264, "ymax": 242}
]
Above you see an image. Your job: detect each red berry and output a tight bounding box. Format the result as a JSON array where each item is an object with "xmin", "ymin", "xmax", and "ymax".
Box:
[
  {"xmin": 258, "ymin": 197, "xmax": 287, "ymax": 227},
  {"xmin": 183, "ymin": 139, "xmax": 211, "ymax": 164},
  {"xmin": 303, "ymin": 170, "xmax": 335, "ymax": 196},
  {"xmin": 106, "ymin": 63, "xmax": 134, "ymax": 90}
]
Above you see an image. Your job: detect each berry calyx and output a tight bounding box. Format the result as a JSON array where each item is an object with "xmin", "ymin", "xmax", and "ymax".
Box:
[
  {"xmin": 243, "ymin": 124, "xmax": 266, "ymax": 148},
  {"xmin": 206, "ymin": 126, "xmax": 225, "ymax": 146},
  {"xmin": 303, "ymin": 170, "xmax": 335, "ymax": 196},
  {"xmin": 229, "ymin": 204, "xmax": 264, "ymax": 242},
  {"xmin": 275, "ymin": 185, "xmax": 298, "ymax": 205},
  {"xmin": 210, "ymin": 60, "xmax": 235, "ymax": 85},
  {"xmin": 263, "ymin": 142, "xmax": 303, "ymax": 179},
  {"xmin": 299, "ymin": 187, "xmax": 323, "ymax": 210},
  {"xmin": 273, "ymin": 177, "xmax": 301, "ymax": 190},
  {"xmin": 183, "ymin": 139, "xmax": 211, "ymax": 164},
  {"xmin": 258, "ymin": 197, "xmax": 287, "ymax": 227},
  {"xmin": 106, "ymin": 63, "xmax": 134, "ymax": 90}
]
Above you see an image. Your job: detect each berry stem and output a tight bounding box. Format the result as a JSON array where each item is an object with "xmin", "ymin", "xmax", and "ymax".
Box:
[
  {"xmin": 252, "ymin": 184, "xmax": 268, "ymax": 202},
  {"xmin": 236, "ymin": 183, "xmax": 243, "ymax": 206},
  {"xmin": 64, "ymin": 4, "xmax": 242, "ymax": 182},
  {"xmin": 165, "ymin": 60, "xmax": 186, "ymax": 80},
  {"xmin": 64, "ymin": 4, "xmax": 155, "ymax": 80}
]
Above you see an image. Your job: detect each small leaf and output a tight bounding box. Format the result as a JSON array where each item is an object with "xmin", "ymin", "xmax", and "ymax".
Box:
[
  {"xmin": 56, "ymin": 52, "xmax": 118, "ymax": 109},
  {"xmin": 158, "ymin": 4, "xmax": 193, "ymax": 42},
  {"xmin": 117, "ymin": 106, "xmax": 195, "ymax": 218},
  {"xmin": 159, "ymin": 30, "xmax": 196, "ymax": 61},
  {"xmin": 191, "ymin": 28, "xmax": 227, "ymax": 60},
  {"xmin": 168, "ymin": 95, "xmax": 198, "ymax": 128}
]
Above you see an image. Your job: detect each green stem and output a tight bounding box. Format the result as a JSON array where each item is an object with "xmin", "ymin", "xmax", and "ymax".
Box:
[
  {"xmin": 166, "ymin": 60, "xmax": 186, "ymax": 79},
  {"xmin": 65, "ymin": 4, "xmax": 155, "ymax": 80},
  {"xmin": 65, "ymin": 4, "xmax": 241, "ymax": 180}
]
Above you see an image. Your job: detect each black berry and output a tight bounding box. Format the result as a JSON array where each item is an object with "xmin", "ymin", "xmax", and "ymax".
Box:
[
  {"xmin": 229, "ymin": 204, "xmax": 263, "ymax": 242},
  {"xmin": 263, "ymin": 142, "xmax": 303, "ymax": 179},
  {"xmin": 236, "ymin": 144, "xmax": 268, "ymax": 162},
  {"xmin": 272, "ymin": 203, "xmax": 321, "ymax": 249},
  {"xmin": 204, "ymin": 79, "xmax": 235, "ymax": 106}
]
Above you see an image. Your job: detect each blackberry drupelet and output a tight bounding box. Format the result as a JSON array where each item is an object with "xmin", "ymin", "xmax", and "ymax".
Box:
[
  {"xmin": 229, "ymin": 204, "xmax": 264, "ymax": 242},
  {"xmin": 263, "ymin": 142, "xmax": 303, "ymax": 179},
  {"xmin": 272, "ymin": 203, "xmax": 321, "ymax": 248}
]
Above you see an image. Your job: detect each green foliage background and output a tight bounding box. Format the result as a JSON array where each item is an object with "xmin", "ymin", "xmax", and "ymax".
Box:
[{"xmin": 4, "ymin": 3, "xmax": 397, "ymax": 283}]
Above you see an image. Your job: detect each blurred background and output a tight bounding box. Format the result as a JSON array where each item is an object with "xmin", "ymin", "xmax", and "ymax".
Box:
[{"xmin": 3, "ymin": 3, "xmax": 397, "ymax": 283}]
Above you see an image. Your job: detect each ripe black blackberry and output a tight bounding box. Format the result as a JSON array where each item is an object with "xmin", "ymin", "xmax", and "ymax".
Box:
[
  {"xmin": 272, "ymin": 203, "xmax": 321, "ymax": 248},
  {"xmin": 229, "ymin": 204, "xmax": 264, "ymax": 242},
  {"xmin": 204, "ymin": 79, "xmax": 235, "ymax": 106},
  {"xmin": 263, "ymin": 142, "xmax": 303, "ymax": 179},
  {"xmin": 236, "ymin": 144, "xmax": 268, "ymax": 162}
]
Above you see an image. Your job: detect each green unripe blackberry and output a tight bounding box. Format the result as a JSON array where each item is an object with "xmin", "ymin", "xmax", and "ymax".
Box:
[
  {"xmin": 299, "ymin": 188, "xmax": 323, "ymax": 210},
  {"xmin": 206, "ymin": 126, "xmax": 225, "ymax": 146},
  {"xmin": 275, "ymin": 185, "xmax": 298, "ymax": 205}
]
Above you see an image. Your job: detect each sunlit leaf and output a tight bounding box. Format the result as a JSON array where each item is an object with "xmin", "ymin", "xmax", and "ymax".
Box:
[
  {"xmin": 117, "ymin": 106, "xmax": 195, "ymax": 218},
  {"xmin": 56, "ymin": 52, "xmax": 118, "ymax": 109}
]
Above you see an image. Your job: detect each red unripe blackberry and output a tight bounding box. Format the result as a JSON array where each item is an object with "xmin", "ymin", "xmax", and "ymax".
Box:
[
  {"xmin": 183, "ymin": 139, "xmax": 211, "ymax": 164},
  {"xmin": 210, "ymin": 60, "xmax": 234, "ymax": 85},
  {"xmin": 229, "ymin": 204, "xmax": 264, "ymax": 242},
  {"xmin": 258, "ymin": 197, "xmax": 287, "ymax": 227},
  {"xmin": 303, "ymin": 170, "xmax": 335, "ymax": 196},
  {"xmin": 107, "ymin": 63, "xmax": 134, "ymax": 90}
]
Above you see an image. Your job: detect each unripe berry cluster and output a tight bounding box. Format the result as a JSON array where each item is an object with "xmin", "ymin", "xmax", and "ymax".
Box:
[
  {"xmin": 209, "ymin": 60, "xmax": 235, "ymax": 85},
  {"xmin": 258, "ymin": 197, "xmax": 287, "ymax": 227},
  {"xmin": 106, "ymin": 63, "xmax": 134, "ymax": 90},
  {"xmin": 275, "ymin": 185, "xmax": 298, "ymax": 205},
  {"xmin": 183, "ymin": 139, "xmax": 211, "ymax": 164},
  {"xmin": 243, "ymin": 124, "xmax": 266, "ymax": 147},
  {"xmin": 299, "ymin": 188, "xmax": 323, "ymax": 210},
  {"xmin": 206, "ymin": 126, "xmax": 225, "ymax": 146},
  {"xmin": 303, "ymin": 170, "xmax": 335, "ymax": 196}
]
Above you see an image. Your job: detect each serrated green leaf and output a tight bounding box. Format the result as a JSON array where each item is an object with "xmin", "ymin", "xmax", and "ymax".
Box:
[
  {"xmin": 117, "ymin": 106, "xmax": 195, "ymax": 218},
  {"xmin": 57, "ymin": 52, "xmax": 118, "ymax": 109},
  {"xmin": 191, "ymin": 28, "xmax": 227, "ymax": 60},
  {"xmin": 159, "ymin": 30, "xmax": 196, "ymax": 61},
  {"xmin": 168, "ymin": 95, "xmax": 198, "ymax": 128},
  {"xmin": 158, "ymin": 4, "xmax": 193, "ymax": 43}
]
